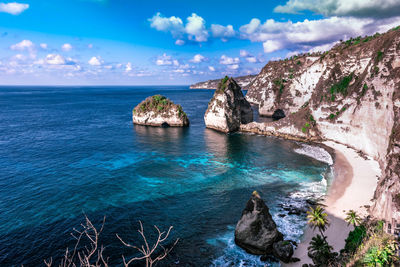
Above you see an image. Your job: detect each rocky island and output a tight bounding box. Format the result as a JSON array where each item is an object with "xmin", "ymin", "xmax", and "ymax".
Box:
[
  {"xmin": 204, "ymin": 76, "xmax": 253, "ymax": 133},
  {"xmin": 132, "ymin": 95, "xmax": 189, "ymax": 127},
  {"xmin": 190, "ymin": 75, "xmax": 256, "ymax": 90}
]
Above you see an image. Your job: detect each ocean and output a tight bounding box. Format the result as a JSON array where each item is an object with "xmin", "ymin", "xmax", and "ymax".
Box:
[{"xmin": 0, "ymin": 86, "xmax": 332, "ymax": 266}]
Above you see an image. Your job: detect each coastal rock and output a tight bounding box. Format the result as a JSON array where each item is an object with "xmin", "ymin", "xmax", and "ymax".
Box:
[
  {"xmin": 272, "ymin": 109, "xmax": 286, "ymax": 120},
  {"xmin": 190, "ymin": 75, "xmax": 256, "ymax": 90},
  {"xmin": 240, "ymin": 27, "xmax": 400, "ymax": 222},
  {"xmin": 204, "ymin": 77, "xmax": 253, "ymax": 133},
  {"xmin": 132, "ymin": 95, "xmax": 189, "ymax": 127},
  {"xmin": 234, "ymin": 191, "xmax": 283, "ymax": 255},
  {"xmin": 272, "ymin": 240, "xmax": 294, "ymax": 263}
]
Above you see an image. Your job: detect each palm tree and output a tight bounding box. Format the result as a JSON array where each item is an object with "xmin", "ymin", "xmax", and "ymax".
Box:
[
  {"xmin": 307, "ymin": 205, "xmax": 329, "ymax": 237},
  {"xmin": 308, "ymin": 234, "xmax": 335, "ymax": 265},
  {"xmin": 345, "ymin": 210, "xmax": 362, "ymax": 227}
]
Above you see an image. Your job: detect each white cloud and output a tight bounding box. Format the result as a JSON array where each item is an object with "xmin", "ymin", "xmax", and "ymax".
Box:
[
  {"xmin": 149, "ymin": 12, "xmax": 184, "ymax": 38},
  {"xmin": 88, "ymin": 44, "xmax": 93, "ymax": 49},
  {"xmin": 239, "ymin": 16, "xmax": 400, "ymax": 54},
  {"xmin": 274, "ymin": 0, "xmax": 400, "ymax": 18},
  {"xmin": 40, "ymin": 43, "xmax": 48, "ymax": 49},
  {"xmin": 46, "ymin": 54, "xmax": 65, "ymax": 65},
  {"xmin": 211, "ymin": 24, "xmax": 236, "ymax": 40},
  {"xmin": 156, "ymin": 53, "xmax": 173, "ymax": 66},
  {"xmin": 173, "ymin": 59, "xmax": 179, "ymax": 66},
  {"xmin": 208, "ymin": 66, "xmax": 215, "ymax": 71},
  {"xmin": 175, "ymin": 39, "xmax": 185, "ymax": 46},
  {"xmin": 190, "ymin": 54, "xmax": 206, "ymax": 63},
  {"xmin": 62, "ymin": 43, "xmax": 72, "ymax": 52},
  {"xmin": 149, "ymin": 12, "xmax": 208, "ymax": 43},
  {"xmin": 220, "ymin": 55, "xmax": 240, "ymax": 65},
  {"xmin": 245, "ymin": 57, "xmax": 258, "ymax": 63},
  {"xmin": 240, "ymin": 50, "xmax": 250, "ymax": 57},
  {"xmin": 125, "ymin": 62, "xmax": 132, "ymax": 72},
  {"xmin": 263, "ymin": 40, "xmax": 283, "ymax": 53},
  {"xmin": 88, "ymin": 56, "xmax": 102, "ymax": 66},
  {"xmin": 227, "ymin": 64, "xmax": 239, "ymax": 70},
  {"xmin": 185, "ymin": 13, "xmax": 209, "ymax": 42},
  {"xmin": 10, "ymin": 40, "xmax": 34, "ymax": 51},
  {"xmin": 0, "ymin": 2, "xmax": 29, "ymax": 15}
]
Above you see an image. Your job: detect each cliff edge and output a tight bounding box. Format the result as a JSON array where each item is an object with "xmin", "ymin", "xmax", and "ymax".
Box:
[{"xmin": 243, "ymin": 26, "xmax": 400, "ymax": 223}]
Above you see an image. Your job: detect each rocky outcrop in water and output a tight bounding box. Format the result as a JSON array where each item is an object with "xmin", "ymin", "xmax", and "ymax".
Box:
[
  {"xmin": 132, "ymin": 95, "xmax": 189, "ymax": 127},
  {"xmin": 243, "ymin": 26, "xmax": 400, "ymax": 223},
  {"xmin": 190, "ymin": 75, "xmax": 256, "ymax": 90},
  {"xmin": 204, "ymin": 77, "xmax": 253, "ymax": 133},
  {"xmin": 234, "ymin": 191, "xmax": 283, "ymax": 255}
]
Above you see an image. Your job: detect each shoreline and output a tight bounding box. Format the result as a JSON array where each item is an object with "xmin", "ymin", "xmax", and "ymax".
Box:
[{"xmin": 284, "ymin": 141, "xmax": 381, "ymax": 266}]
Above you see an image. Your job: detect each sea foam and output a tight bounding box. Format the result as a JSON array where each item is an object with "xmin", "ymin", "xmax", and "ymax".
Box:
[{"xmin": 294, "ymin": 143, "xmax": 333, "ymax": 165}]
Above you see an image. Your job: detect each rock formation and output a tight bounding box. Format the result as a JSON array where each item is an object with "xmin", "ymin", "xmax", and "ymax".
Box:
[
  {"xmin": 242, "ymin": 26, "xmax": 400, "ymax": 223},
  {"xmin": 190, "ymin": 75, "xmax": 256, "ymax": 90},
  {"xmin": 132, "ymin": 95, "xmax": 189, "ymax": 127},
  {"xmin": 234, "ymin": 191, "xmax": 283, "ymax": 255},
  {"xmin": 273, "ymin": 240, "xmax": 294, "ymax": 263},
  {"xmin": 204, "ymin": 77, "xmax": 253, "ymax": 133}
]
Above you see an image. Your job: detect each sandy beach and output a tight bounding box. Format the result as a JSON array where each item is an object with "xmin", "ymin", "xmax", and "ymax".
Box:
[{"xmin": 284, "ymin": 141, "xmax": 381, "ymax": 266}]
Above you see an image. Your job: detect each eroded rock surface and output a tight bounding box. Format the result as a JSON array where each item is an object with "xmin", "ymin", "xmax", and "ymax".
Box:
[
  {"xmin": 234, "ymin": 191, "xmax": 283, "ymax": 255},
  {"xmin": 204, "ymin": 77, "xmax": 253, "ymax": 133},
  {"xmin": 132, "ymin": 95, "xmax": 189, "ymax": 127},
  {"xmin": 242, "ymin": 27, "xmax": 400, "ymax": 222}
]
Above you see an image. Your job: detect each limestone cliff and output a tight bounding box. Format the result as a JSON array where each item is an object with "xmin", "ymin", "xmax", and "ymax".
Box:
[
  {"xmin": 190, "ymin": 75, "xmax": 256, "ymax": 90},
  {"xmin": 132, "ymin": 95, "xmax": 189, "ymax": 127},
  {"xmin": 204, "ymin": 76, "xmax": 253, "ymax": 133},
  {"xmin": 244, "ymin": 27, "xmax": 400, "ymax": 223}
]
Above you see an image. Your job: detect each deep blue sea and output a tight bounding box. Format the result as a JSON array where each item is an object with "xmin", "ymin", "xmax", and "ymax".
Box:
[{"xmin": 0, "ymin": 86, "xmax": 331, "ymax": 266}]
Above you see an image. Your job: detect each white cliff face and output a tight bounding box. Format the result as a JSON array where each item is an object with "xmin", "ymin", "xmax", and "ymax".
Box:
[
  {"xmin": 132, "ymin": 95, "xmax": 189, "ymax": 127},
  {"xmin": 204, "ymin": 77, "xmax": 253, "ymax": 133},
  {"xmin": 244, "ymin": 28, "xmax": 400, "ymax": 222}
]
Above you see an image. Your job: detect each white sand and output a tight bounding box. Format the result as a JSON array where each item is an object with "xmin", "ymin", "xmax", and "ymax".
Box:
[{"xmin": 283, "ymin": 141, "xmax": 381, "ymax": 266}]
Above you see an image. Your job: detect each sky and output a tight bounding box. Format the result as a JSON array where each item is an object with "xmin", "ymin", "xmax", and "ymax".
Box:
[{"xmin": 0, "ymin": 0, "xmax": 400, "ymax": 85}]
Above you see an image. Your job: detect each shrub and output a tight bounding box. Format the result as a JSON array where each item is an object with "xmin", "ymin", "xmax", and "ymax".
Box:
[
  {"xmin": 344, "ymin": 225, "xmax": 367, "ymax": 254},
  {"xmin": 377, "ymin": 51, "xmax": 384, "ymax": 61},
  {"xmin": 330, "ymin": 74, "xmax": 353, "ymax": 96},
  {"xmin": 302, "ymin": 127, "xmax": 307, "ymax": 133},
  {"xmin": 329, "ymin": 114, "xmax": 335, "ymax": 120}
]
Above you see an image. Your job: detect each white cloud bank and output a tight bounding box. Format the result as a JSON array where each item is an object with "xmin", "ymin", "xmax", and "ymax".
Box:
[
  {"xmin": 88, "ymin": 56, "xmax": 102, "ymax": 66},
  {"xmin": 274, "ymin": 0, "xmax": 400, "ymax": 18},
  {"xmin": 10, "ymin": 40, "xmax": 34, "ymax": 51},
  {"xmin": 0, "ymin": 2, "xmax": 29, "ymax": 15}
]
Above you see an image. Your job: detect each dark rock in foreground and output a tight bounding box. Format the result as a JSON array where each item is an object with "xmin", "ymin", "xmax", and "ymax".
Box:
[
  {"xmin": 273, "ymin": 240, "xmax": 294, "ymax": 263},
  {"xmin": 234, "ymin": 191, "xmax": 283, "ymax": 255},
  {"xmin": 132, "ymin": 95, "xmax": 189, "ymax": 127}
]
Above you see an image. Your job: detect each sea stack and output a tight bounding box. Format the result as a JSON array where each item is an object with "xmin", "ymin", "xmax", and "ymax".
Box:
[
  {"xmin": 235, "ymin": 191, "xmax": 283, "ymax": 255},
  {"xmin": 204, "ymin": 76, "xmax": 253, "ymax": 133},
  {"xmin": 132, "ymin": 95, "xmax": 189, "ymax": 127}
]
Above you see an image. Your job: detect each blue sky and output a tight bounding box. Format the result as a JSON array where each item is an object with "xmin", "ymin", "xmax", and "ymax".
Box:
[{"xmin": 0, "ymin": 0, "xmax": 400, "ymax": 85}]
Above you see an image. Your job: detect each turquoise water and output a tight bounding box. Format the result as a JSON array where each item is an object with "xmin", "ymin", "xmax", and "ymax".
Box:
[{"xmin": 0, "ymin": 86, "xmax": 330, "ymax": 266}]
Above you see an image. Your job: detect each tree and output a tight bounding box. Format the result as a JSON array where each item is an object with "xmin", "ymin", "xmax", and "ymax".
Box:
[
  {"xmin": 44, "ymin": 216, "xmax": 178, "ymax": 267},
  {"xmin": 307, "ymin": 205, "xmax": 329, "ymax": 238},
  {"xmin": 345, "ymin": 210, "xmax": 362, "ymax": 227},
  {"xmin": 116, "ymin": 220, "xmax": 179, "ymax": 267},
  {"xmin": 308, "ymin": 234, "xmax": 336, "ymax": 265},
  {"xmin": 44, "ymin": 215, "xmax": 108, "ymax": 267}
]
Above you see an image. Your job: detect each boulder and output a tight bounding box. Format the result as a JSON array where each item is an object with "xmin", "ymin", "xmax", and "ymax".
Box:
[
  {"xmin": 204, "ymin": 76, "xmax": 253, "ymax": 133},
  {"xmin": 132, "ymin": 95, "xmax": 189, "ymax": 127},
  {"xmin": 273, "ymin": 240, "xmax": 294, "ymax": 263},
  {"xmin": 272, "ymin": 109, "xmax": 286, "ymax": 120},
  {"xmin": 234, "ymin": 191, "xmax": 283, "ymax": 255}
]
